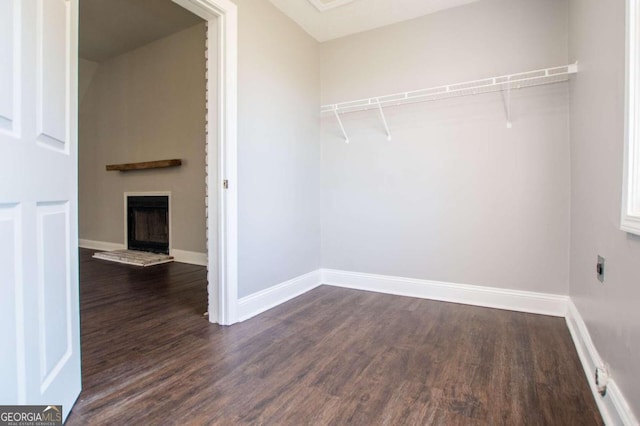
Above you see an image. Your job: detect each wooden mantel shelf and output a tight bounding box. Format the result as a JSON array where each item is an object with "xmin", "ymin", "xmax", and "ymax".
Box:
[{"xmin": 106, "ymin": 159, "xmax": 182, "ymax": 172}]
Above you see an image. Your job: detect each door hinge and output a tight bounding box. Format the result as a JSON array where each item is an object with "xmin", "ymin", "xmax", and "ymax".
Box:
[{"xmin": 223, "ymin": 179, "xmax": 229, "ymax": 189}]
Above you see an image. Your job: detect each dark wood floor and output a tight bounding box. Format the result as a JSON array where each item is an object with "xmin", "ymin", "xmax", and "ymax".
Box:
[{"xmin": 67, "ymin": 249, "xmax": 602, "ymax": 425}]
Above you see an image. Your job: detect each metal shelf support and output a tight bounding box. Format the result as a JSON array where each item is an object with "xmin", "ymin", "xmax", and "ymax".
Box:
[
  {"xmin": 376, "ymin": 99, "xmax": 392, "ymax": 141},
  {"xmin": 333, "ymin": 110, "xmax": 349, "ymax": 143},
  {"xmin": 502, "ymin": 84, "xmax": 512, "ymax": 129}
]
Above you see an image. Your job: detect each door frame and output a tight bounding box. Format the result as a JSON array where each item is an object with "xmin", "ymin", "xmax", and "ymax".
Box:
[{"xmin": 172, "ymin": 0, "xmax": 238, "ymax": 325}]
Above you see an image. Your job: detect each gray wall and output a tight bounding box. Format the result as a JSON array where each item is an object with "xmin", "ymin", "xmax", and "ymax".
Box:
[
  {"xmin": 569, "ymin": 0, "xmax": 640, "ymax": 414},
  {"xmin": 78, "ymin": 59, "xmax": 98, "ymax": 105},
  {"xmin": 234, "ymin": 0, "xmax": 321, "ymax": 298},
  {"xmin": 320, "ymin": 0, "xmax": 572, "ymax": 294},
  {"xmin": 79, "ymin": 24, "xmax": 207, "ymax": 253},
  {"xmin": 321, "ymin": 0, "xmax": 569, "ymax": 105}
]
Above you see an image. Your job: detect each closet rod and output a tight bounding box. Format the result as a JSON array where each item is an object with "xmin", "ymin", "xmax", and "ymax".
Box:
[{"xmin": 321, "ymin": 63, "xmax": 578, "ymax": 115}]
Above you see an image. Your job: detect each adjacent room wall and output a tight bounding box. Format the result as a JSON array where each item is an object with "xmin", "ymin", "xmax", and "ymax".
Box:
[
  {"xmin": 79, "ymin": 23, "xmax": 207, "ymax": 254},
  {"xmin": 320, "ymin": 0, "xmax": 572, "ymax": 294},
  {"xmin": 569, "ymin": 0, "xmax": 640, "ymax": 414},
  {"xmin": 78, "ymin": 58, "xmax": 98, "ymax": 105},
  {"xmin": 233, "ymin": 0, "xmax": 321, "ymax": 298}
]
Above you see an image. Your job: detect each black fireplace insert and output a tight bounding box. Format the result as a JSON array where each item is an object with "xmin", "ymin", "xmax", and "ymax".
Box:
[{"xmin": 127, "ymin": 195, "xmax": 169, "ymax": 254}]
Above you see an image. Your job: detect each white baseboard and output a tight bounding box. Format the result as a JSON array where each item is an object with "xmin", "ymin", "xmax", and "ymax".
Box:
[
  {"xmin": 79, "ymin": 239, "xmax": 207, "ymax": 267},
  {"xmin": 321, "ymin": 269, "xmax": 568, "ymax": 317},
  {"xmin": 237, "ymin": 270, "xmax": 322, "ymax": 322},
  {"xmin": 79, "ymin": 239, "xmax": 126, "ymax": 252},
  {"xmin": 566, "ymin": 300, "xmax": 639, "ymax": 426},
  {"xmin": 171, "ymin": 249, "xmax": 207, "ymax": 266}
]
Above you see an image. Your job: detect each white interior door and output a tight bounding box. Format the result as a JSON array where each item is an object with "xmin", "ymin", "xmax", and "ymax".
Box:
[{"xmin": 0, "ymin": 0, "xmax": 81, "ymax": 420}]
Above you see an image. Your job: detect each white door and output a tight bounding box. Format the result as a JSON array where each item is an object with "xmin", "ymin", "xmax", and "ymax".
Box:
[{"xmin": 0, "ymin": 0, "xmax": 81, "ymax": 420}]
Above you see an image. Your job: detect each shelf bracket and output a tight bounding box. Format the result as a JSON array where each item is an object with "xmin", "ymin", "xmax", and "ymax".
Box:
[
  {"xmin": 502, "ymin": 83, "xmax": 512, "ymax": 129},
  {"xmin": 333, "ymin": 110, "xmax": 349, "ymax": 143},
  {"xmin": 375, "ymin": 99, "xmax": 392, "ymax": 141}
]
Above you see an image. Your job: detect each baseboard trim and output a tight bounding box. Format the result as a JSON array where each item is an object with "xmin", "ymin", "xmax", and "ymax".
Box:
[
  {"xmin": 79, "ymin": 239, "xmax": 207, "ymax": 267},
  {"xmin": 566, "ymin": 300, "xmax": 639, "ymax": 426},
  {"xmin": 171, "ymin": 249, "xmax": 207, "ymax": 266},
  {"xmin": 79, "ymin": 239, "xmax": 126, "ymax": 252},
  {"xmin": 237, "ymin": 270, "xmax": 322, "ymax": 322},
  {"xmin": 321, "ymin": 269, "xmax": 568, "ymax": 317}
]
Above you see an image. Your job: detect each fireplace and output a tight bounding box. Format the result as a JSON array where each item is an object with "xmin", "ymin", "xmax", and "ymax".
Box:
[{"xmin": 127, "ymin": 195, "xmax": 170, "ymax": 254}]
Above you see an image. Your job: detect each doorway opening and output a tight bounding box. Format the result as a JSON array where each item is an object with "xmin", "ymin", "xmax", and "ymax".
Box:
[
  {"xmin": 77, "ymin": 0, "xmax": 238, "ymax": 325},
  {"xmin": 78, "ymin": 0, "xmax": 209, "ymax": 304}
]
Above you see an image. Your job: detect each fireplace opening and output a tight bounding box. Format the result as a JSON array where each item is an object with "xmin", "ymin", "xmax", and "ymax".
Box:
[{"xmin": 127, "ymin": 195, "xmax": 169, "ymax": 254}]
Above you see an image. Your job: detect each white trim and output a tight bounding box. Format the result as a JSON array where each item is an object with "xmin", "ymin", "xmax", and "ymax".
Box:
[
  {"xmin": 79, "ymin": 239, "xmax": 207, "ymax": 267},
  {"xmin": 78, "ymin": 239, "xmax": 125, "ymax": 252},
  {"xmin": 236, "ymin": 269, "xmax": 568, "ymax": 322},
  {"xmin": 171, "ymin": 249, "xmax": 207, "ymax": 266},
  {"xmin": 566, "ymin": 300, "xmax": 639, "ymax": 426},
  {"xmin": 172, "ymin": 0, "xmax": 238, "ymax": 325},
  {"xmin": 321, "ymin": 269, "xmax": 568, "ymax": 317},
  {"xmin": 623, "ymin": 0, "xmax": 640, "ymax": 236},
  {"xmin": 237, "ymin": 270, "xmax": 322, "ymax": 322}
]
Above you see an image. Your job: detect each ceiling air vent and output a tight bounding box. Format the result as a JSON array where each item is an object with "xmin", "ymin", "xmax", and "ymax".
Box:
[{"xmin": 307, "ymin": 0, "xmax": 357, "ymax": 12}]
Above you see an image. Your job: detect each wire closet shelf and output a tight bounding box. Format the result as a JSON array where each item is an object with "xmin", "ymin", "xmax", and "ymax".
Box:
[{"xmin": 321, "ymin": 63, "xmax": 578, "ymax": 115}]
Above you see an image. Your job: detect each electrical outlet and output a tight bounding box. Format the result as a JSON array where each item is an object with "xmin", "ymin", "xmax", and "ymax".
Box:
[{"xmin": 597, "ymin": 256, "xmax": 605, "ymax": 283}]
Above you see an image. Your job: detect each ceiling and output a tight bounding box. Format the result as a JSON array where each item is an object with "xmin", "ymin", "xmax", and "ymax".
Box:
[
  {"xmin": 269, "ymin": 0, "xmax": 480, "ymax": 42},
  {"xmin": 79, "ymin": 0, "xmax": 204, "ymax": 62}
]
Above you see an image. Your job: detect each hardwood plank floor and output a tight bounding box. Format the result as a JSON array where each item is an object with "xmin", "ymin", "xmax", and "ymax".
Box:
[{"xmin": 67, "ymin": 249, "xmax": 602, "ymax": 425}]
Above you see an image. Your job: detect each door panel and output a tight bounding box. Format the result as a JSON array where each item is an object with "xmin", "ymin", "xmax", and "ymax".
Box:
[
  {"xmin": 0, "ymin": 204, "xmax": 22, "ymax": 403},
  {"xmin": 37, "ymin": 0, "xmax": 68, "ymax": 149},
  {"xmin": 0, "ymin": 0, "xmax": 16, "ymax": 133},
  {"xmin": 0, "ymin": 0, "xmax": 80, "ymax": 420},
  {"xmin": 37, "ymin": 202, "xmax": 72, "ymax": 394}
]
